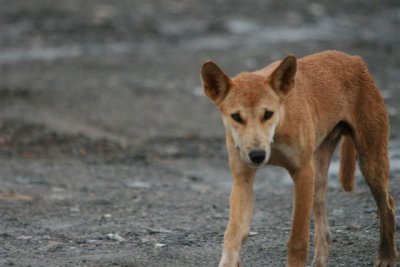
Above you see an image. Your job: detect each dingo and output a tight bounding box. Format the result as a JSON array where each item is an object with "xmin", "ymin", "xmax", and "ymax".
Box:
[{"xmin": 201, "ymin": 50, "xmax": 397, "ymax": 267}]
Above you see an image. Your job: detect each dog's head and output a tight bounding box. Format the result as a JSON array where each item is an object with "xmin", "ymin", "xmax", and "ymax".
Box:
[{"xmin": 201, "ymin": 55, "xmax": 297, "ymax": 167}]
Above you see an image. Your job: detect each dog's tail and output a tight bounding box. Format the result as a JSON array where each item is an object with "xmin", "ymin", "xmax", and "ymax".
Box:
[{"xmin": 339, "ymin": 136, "xmax": 356, "ymax": 192}]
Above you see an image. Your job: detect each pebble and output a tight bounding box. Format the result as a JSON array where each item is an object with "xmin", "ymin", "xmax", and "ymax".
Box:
[
  {"xmin": 105, "ymin": 233, "xmax": 125, "ymax": 242},
  {"xmin": 123, "ymin": 180, "xmax": 151, "ymax": 189},
  {"xmin": 147, "ymin": 228, "xmax": 173, "ymax": 234},
  {"xmin": 154, "ymin": 243, "xmax": 166, "ymax": 248},
  {"xmin": 103, "ymin": 213, "xmax": 112, "ymax": 219},
  {"xmin": 69, "ymin": 206, "xmax": 80, "ymax": 212}
]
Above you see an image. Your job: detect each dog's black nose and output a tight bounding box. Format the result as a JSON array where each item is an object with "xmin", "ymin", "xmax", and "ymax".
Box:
[{"xmin": 249, "ymin": 150, "xmax": 266, "ymax": 164}]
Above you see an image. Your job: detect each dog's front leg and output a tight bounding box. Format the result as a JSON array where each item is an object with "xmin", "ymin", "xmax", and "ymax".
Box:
[
  {"xmin": 218, "ymin": 134, "xmax": 256, "ymax": 267},
  {"xmin": 287, "ymin": 162, "xmax": 315, "ymax": 267}
]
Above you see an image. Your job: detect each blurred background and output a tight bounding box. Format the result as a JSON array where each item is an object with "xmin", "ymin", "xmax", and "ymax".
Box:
[
  {"xmin": 0, "ymin": 0, "xmax": 399, "ymax": 147},
  {"xmin": 0, "ymin": 1, "xmax": 399, "ymax": 266}
]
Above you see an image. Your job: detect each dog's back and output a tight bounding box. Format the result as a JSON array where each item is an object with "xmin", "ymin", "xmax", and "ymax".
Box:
[{"xmin": 267, "ymin": 50, "xmax": 388, "ymax": 157}]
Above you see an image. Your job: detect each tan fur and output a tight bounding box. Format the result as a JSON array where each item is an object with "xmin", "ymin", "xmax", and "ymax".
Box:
[{"xmin": 201, "ymin": 50, "xmax": 397, "ymax": 267}]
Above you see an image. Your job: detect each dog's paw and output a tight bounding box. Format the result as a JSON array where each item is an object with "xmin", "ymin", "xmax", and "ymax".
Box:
[
  {"xmin": 373, "ymin": 256, "xmax": 397, "ymax": 267},
  {"xmin": 218, "ymin": 251, "xmax": 240, "ymax": 267},
  {"xmin": 311, "ymin": 259, "xmax": 327, "ymax": 267}
]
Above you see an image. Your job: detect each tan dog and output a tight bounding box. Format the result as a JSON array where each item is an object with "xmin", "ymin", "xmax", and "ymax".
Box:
[{"xmin": 201, "ymin": 50, "xmax": 397, "ymax": 267}]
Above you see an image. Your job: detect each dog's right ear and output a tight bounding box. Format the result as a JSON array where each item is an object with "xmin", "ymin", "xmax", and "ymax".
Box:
[
  {"xmin": 201, "ymin": 61, "xmax": 231, "ymax": 104},
  {"xmin": 268, "ymin": 55, "xmax": 297, "ymax": 97}
]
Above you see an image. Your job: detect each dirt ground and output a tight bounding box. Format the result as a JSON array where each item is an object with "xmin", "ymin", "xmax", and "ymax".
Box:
[{"xmin": 0, "ymin": 1, "xmax": 399, "ymax": 266}]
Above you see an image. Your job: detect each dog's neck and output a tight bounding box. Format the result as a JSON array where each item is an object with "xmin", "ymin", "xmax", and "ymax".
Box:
[{"xmin": 268, "ymin": 101, "xmax": 302, "ymax": 169}]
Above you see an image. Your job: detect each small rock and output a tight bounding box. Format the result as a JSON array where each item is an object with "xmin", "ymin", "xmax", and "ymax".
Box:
[
  {"xmin": 332, "ymin": 208, "xmax": 344, "ymax": 216},
  {"xmin": 123, "ymin": 180, "xmax": 151, "ymax": 189},
  {"xmin": 140, "ymin": 236, "xmax": 152, "ymax": 243},
  {"xmin": 147, "ymin": 228, "xmax": 173, "ymax": 234},
  {"xmin": 0, "ymin": 233, "xmax": 13, "ymax": 238},
  {"xmin": 69, "ymin": 206, "xmax": 80, "ymax": 212},
  {"xmin": 163, "ymin": 145, "xmax": 179, "ymax": 156},
  {"xmin": 188, "ymin": 175, "xmax": 203, "ymax": 182},
  {"xmin": 48, "ymin": 187, "xmax": 69, "ymax": 200},
  {"xmin": 106, "ymin": 233, "xmax": 125, "ymax": 242},
  {"xmin": 249, "ymin": 231, "xmax": 257, "ymax": 236},
  {"xmin": 103, "ymin": 213, "xmax": 112, "ymax": 219},
  {"xmin": 155, "ymin": 243, "xmax": 166, "ymax": 248}
]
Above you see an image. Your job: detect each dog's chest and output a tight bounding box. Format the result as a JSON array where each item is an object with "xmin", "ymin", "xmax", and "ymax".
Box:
[{"xmin": 268, "ymin": 141, "xmax": 300, "ymax": 168}]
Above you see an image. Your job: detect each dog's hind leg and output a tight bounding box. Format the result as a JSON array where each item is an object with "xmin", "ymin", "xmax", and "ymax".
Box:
[
  {"xmin": 351, "ymin": 78, "xmax": 397, "ymax": 266},
  {"xmin": 311, "ymin": 133, "xmax": 341, "ymax": 267},
  {"xmin": 356, "ymin": 132, "xmax": 397, "ymax": 266}
]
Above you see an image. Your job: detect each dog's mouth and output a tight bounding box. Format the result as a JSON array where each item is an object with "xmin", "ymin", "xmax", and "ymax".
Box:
[
  {"xmin": 246, "ymin": 162, "xmax": 265, "ymax": 168},
  {"xmin": 247, "ymin": 163, "xmax": 264, "ymax": 169}
]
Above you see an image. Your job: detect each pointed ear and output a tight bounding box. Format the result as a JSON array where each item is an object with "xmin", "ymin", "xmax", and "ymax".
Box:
[
  {"xmin": 268, "ymin": 55, "xmax": 297, "ymax": 97},
  {"xmin": 201, "ymin": 61, "xmax": 231, "ymax": 104}
]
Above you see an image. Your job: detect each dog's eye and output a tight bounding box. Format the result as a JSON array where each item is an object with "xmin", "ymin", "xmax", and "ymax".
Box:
[
  {"xmin": 231, "ymin": 113, "xmax": 243, "ymax": 123},
  {"xmin": 263, "ymin": 111, "xmax": 274, "ymax": 121}
]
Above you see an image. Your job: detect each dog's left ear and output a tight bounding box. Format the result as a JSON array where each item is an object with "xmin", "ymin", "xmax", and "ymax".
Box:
[{"xmin": 268, "ymin": 55, "xmax": 297, "ymax": 97}]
